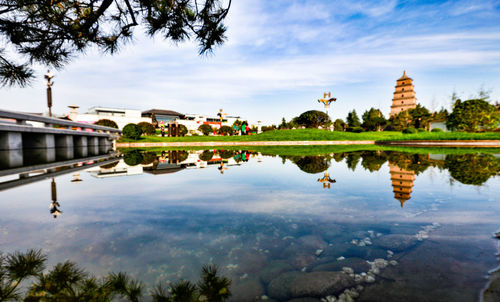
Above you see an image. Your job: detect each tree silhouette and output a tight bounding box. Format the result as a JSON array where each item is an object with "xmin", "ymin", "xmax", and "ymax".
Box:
[{"xmin": 0, "ymin": 0, "xmax": 231, "ymax": 86}]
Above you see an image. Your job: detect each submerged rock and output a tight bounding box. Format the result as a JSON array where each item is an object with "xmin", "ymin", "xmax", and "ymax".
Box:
[
  {"xmin": 260, "ymin": 260, "xmax": 294, "ymax": 284},
  {"xmin": 231, "ymin": 278, "xmax": 265, "ymax": 302},
  {"xmin": 268, "ymin": 271, "xmax": 355, "ymax": 300},
  {"xmin": 312, "ymin": 257, "xmax": 370, "ymax": 273},
  {"xmin": 374, "ymin": 234, "xmax": 418, "ymax": 252}
]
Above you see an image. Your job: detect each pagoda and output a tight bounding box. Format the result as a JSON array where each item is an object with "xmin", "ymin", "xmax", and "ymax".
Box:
[
  {"xmin": 389, "ymin": 163, "xmax": 416, "ymax": 207},
  {"xmin": 390, "ymin": 70, "xmax": 417, "ymax": 117}
]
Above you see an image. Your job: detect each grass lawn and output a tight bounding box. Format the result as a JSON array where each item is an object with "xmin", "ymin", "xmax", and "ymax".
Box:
[
  {"xmin": 118, "ymin": 129, "xmax": 500, "ymax": 143},
  {"xmin": 118, "ymin": 145, "xmax": 500, "ymax": 156}
]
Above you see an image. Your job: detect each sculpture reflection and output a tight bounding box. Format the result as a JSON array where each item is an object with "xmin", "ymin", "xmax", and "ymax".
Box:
[{"xmin": 317, "ymin": 171, "xmax": 336, "ymax": 189}]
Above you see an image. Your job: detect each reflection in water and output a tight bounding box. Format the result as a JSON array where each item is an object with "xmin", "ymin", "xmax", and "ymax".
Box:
[
  {"xmin": 317, "ymin": 171, "xmax": 336, "ymax": 189},
  {"xmin": 49, "ymin": 177, "xmax": 62, "ymax": 218},
  {"xmin": 2, "ymin": 148, "xmax": 499, "ymax": 301},
  {"xmin": 388, "ymin": 164, "xmax": 415, "ymax": 207},
  {"xmin": 278, "ymin": 151, "xmax": 498, "ymax": 206}
]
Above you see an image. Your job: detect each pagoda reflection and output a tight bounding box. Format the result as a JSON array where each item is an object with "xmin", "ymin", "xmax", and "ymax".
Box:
[{"xmin": 389, "ymin": 163, "xmax": 416, "ymax": 207}]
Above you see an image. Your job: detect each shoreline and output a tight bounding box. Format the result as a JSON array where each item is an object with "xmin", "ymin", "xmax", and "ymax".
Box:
[{"xmin": 116, "ymin": 140, "xmax": 500, "ymax": 148}]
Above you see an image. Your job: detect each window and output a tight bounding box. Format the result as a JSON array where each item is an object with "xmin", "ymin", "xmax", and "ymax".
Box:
[
  {"xmin": 402, "ymin": 94, "xmax": 404, "ymax": 97},
  {"xmin": 402, "ymin": 82, "xmax": 405, "ymax": 84},
  {"xmin": 401, "ymin": 101, "xmax": 404, "ymax": 104},
  {"xmin": 402, "ymin": 88, "xmax": 405, "ymax": 91}
]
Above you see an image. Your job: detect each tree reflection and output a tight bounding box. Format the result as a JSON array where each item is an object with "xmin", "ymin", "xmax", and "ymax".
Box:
[
  {"xmin": 445, "ymin": 154, "xmax": 499, "ymax": 185},
  {"xmin": 291, "ymin": 156, "xmax": 330, "ymax": 174}
]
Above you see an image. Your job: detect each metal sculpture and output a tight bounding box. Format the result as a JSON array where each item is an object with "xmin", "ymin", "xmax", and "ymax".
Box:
[{"xmin": 318, "ymin": 92, "xmax": 336, "ymax": 114}]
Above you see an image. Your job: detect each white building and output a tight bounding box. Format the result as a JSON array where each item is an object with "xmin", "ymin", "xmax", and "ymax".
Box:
[{"xmin": 67, "ymin": 106, "xmax": 151, "ymax": 130}]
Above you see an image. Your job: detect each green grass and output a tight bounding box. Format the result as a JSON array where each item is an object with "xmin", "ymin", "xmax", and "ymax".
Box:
[
  {"xmin": 118, "ymin": 129, "xmax": 500, "ymax": 143},
  {"xmin": 118, "ymin": 145, "xmax": 500, "ymax": 156}
]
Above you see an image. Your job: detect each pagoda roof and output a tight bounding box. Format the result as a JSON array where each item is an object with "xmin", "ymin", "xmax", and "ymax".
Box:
[{"xmin": 398, "ymin": 70, "xmax": 412, "ymax": 80}]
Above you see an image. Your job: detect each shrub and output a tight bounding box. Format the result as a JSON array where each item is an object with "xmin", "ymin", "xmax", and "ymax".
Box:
[
  {"xmin": 219, "ymin": 150, "xmax": 235, "ymax": 159},
  {"xmin": 123, "ymin": 150, "xmax": 143, "ymax": 166},
  {"xmin": 95, "ymin": 119, "xmax": 118, "ymax": 129},
  {"xmin": 219, "ymin": 126, "xmax": 233, "ymax": 135},
  {"xmin": 403, "ymin": 127, "xmax": 418, "ymax": 134},
  {"xmin": 198, "ymin": 124, "xmax": 213, "ymax": 136},
  {"xmin": 141, "ymin": 152, "xmax": 157, "ymax": 165},
  {"xmin": 199, "ymin": 150, "xmax": 214, "ymax": 161},
  {"xmin": 431, "ymin": 128, "xmax": 443, "ymax": 132},
  {"xmin": 346, "ymin": 127, "xmax": 363, "ymax": 133},
  {"xmin": 137, "ymin": 122, "xmax": 156, "ymax": 135},
  {"xmin": 122, "ymin": 123, "xmax": 142, "ymax": 139},
  {"xmin": 178, "ymin": 124, "xmax": 188, "ymax": 137},
  {"xmin": 417, "ymin": 128, "xmax": 426, "ymax": 132}
]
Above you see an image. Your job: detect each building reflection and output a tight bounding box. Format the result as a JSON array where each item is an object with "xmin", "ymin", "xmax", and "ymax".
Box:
[{"xmin": 389, "ymin": 163, "xmax": 416, "ymax": 207}]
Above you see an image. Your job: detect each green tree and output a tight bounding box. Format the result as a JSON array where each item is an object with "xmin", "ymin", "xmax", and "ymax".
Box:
[
  {"xmin": 446, "ymin": 99, "xmax": 499, "ymax": 131},
  {"xmin": 346, "ymin": 110, "xmax": 361, "ymax": 129},
  {"xmin": 0, "ymin": 0, "xmax": 231, "ymax": 87},
  {"xmin": 95, "ymin": 119, "xmax": 118, "ymax": 129},
  {"xmin": 198, "ymin": 124, "xmax": 213, "ymax": 136},
  {"xmin": 388, "ymin": 110, "xmax": 410, "ymax": 131},
  {"xmin": 361, "ymin": 108, "xmax": 386, "ymax": 131},
  {"xmin": 407, "ymin": 104, "xmax": 431, "ymax": 129},
  {"xmin": 0, "ymin": 249, "xmax": 46, "ymax": 301},
  {"xmin": 279, "ymin": 117, "xmax": 288, "ymax": 129},
  {"xmin": 333, "ymin": 118, "xmax": 345, "ymax": 131},
  {"xmin": 122, "ymin": 123, "xmax": 142, "ymax": 139},
  {"xmin": 137, "ymin": 122, "xmax": 156, "ymax": 135},
  {"xmin": 218, "ymin": 125, "xmax": 233, "ymax": 135},
  {"xmin": 296, "ymin": 110, "xmax": 331, "ymax": 128}
]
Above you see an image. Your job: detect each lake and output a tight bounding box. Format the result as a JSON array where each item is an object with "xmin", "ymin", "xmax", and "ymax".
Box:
[{"xmin": 0, "ymin": 147, "xmax": 499, "ymax": 302}]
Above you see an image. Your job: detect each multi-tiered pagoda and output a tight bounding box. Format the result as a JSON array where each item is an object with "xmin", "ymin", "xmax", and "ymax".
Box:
[
  {"xmin": 389, "ymin": 163, "xmax": 416, "ymax": 207},
  {"xmin": 390, "ymin": 70, "xmax": 417, "ymax": 117}
]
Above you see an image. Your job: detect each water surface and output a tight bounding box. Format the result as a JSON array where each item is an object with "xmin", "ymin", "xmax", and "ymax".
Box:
[{"xmin": 0, "ymin": 148, "xmax": 499, "ymax": 301}]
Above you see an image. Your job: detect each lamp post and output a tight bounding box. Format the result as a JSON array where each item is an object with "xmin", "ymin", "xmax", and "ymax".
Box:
[{"xmin": 44, "ymin": 70, "xmax": 55, "ymax": 117}]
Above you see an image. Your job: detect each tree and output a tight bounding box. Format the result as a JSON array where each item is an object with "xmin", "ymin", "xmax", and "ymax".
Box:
[
  {"xmin": 407, "ymin": 104, "xmax": 431, "ymax": 129},
  {"xmin": 122, "ymin": 123, "xmax": 142, "ymax": 139},
  {"xmin": 218, "ymin": 125, "xmax": 233, "ymax": 135},
  {"xmin": 388, "ymin": 110, "xmax": 410, "ymax": 131},
  {"xmin": 95, "ymin": 118, "xmax": 118, "ymax": 128},
  {"xmin": 446, "ymin": 99, "xmax": 499, "ymax": 131},
  {"xmin": 137, "ymin": 121, "xmax": 156, "ymax": 135},
  {"xmin": 279, "ymin": 117, "xmax": 287, "ymax": 129},
  {"xmin": 361, "ymin": 108, "xmax": 386, "ymax": 131},
  {"xmin": 198, "ymin": 124, "xmax": 213, "ymax": 136},
  {"xmin": 346, "ymin": 110, "xmax": 361, "ymax": 128},
  {"xmin": 296, "ymin": 110, "xmax": 331, "ymax": 128},
  {"xmin": 0, "ymin": 0, "xmax": 231, "ymax": 87},
  {"xmin": 333, "ymin": 118, "xmax": 345, "ymax": 131}
]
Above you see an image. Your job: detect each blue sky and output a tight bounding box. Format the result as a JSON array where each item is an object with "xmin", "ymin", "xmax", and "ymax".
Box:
[{"xmin": 1, "ymin": 0, "xmax": 500, "ymax": 125}]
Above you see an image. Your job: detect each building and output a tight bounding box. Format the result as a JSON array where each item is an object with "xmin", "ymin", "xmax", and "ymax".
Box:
[
  {"xmin": 390, "ymin": 71, "xmax": 417, "ymax": 117},
  {"xmin": 389, "ymin": 163, "xmax": 416, "ymax": 207},
  {"xmin": 67, "ymin": 106, "xmax": 151, "ymax": 129},
  {"xmin": 67, "ymin": 106, "xmax": 243, "ymax": 134},
  {"xmin": 141, "ymin": 109, "xmax": 185, "ymax": 124}
]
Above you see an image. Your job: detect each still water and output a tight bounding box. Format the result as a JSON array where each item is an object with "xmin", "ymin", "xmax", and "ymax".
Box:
[{"xmin": 0, "ymin": 148, "xmax": 499, "ymax": 301}]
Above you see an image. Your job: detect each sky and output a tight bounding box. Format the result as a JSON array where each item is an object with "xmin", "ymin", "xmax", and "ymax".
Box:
[{"xmin": 1, "ymin": 0, "xmax": 500, "ymax": 125}]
